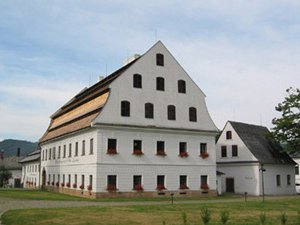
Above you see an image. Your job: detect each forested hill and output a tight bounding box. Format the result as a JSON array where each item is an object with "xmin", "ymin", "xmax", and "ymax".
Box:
[{"xmin": 0, "ymin": 139, "xmax": 38, "ymax": 157}]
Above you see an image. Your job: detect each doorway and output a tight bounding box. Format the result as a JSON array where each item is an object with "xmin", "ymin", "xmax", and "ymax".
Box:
[{"xmin": 226, "ymin": 178, "xmax": 235, "ymax": 192}]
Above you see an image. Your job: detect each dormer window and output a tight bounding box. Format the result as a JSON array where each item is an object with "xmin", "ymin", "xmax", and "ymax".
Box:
[
  {"xmin": 156, "ymin": 77, "xmax": 165, "ymax": 91},
  {"xmin": 178, "ymin": 80, "xmax": 186, "ymax": 93},
  {"xmin": 145, "ymin": 103, "xmax": 154, "ymax": 119},
  {"xmin": 156, "ymin": 53, "xmax": 164, "ymax": 66},
  {"xmin": 121, "ymin": 101, "xmax": 130, "ymax": 117},
  {"xmin": 133, "ymin": 74, "xmax": 142, "ymax": 88},
  {"xmin": 189, "ymin": 107, "xmax": 197, "ymax": 122},
  {"xmin": 226, "ymin": 131, "xmax": 232, "ymax": 140}
]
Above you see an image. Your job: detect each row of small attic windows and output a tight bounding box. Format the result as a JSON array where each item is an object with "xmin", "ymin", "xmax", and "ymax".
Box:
[
  {"xmin": 121, "ymin": 101, "xmax": 197, "ymax": 122},
  {"xmin": 133, "ymin": 74, "xmax": 186, "ymax": 93}
]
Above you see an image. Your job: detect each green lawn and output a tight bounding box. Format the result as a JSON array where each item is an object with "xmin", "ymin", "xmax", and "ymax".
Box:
[{"xmin": 1, "ymin": 192, "xmax": 300, "ymax": 225}]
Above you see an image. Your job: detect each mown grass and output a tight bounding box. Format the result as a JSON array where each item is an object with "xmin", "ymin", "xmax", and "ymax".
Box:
[{"xmin": 2, "ymin": 197, "xmax": 300, "ymax": 225}]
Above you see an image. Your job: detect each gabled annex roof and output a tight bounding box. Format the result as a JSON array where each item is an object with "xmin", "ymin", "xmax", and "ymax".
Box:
[
  {"xmin": 19, "ymin": 149, "xmax": 40, "ymax": 164},
  {"xmin": 229, "ymin": 121, "xmax": 295, "ymax": 165}
]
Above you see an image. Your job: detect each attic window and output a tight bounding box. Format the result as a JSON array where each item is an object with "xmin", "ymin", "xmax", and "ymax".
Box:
[
  {"xmin": 178, "ymin": 80, "xmax": 186, "ymax": 93},
  {"xmin": 156, "ymin": 77, "xmax": 165, "ymax": 91},
  {"xmin": 145, "ymin": 103, "xmax": 154, "ymax": 119},
  {"xmin": 121, "ymin": 101, "xmax": 130, "ymax": 117},
  {"xmin": 232, "ymin": 145, "xmax": 238, "ymax": 157},
  {"xmin": 226, "ymin": 131, "xmax": 232, "ymax": 140},
  {"xmin": 189, "ymin": 107, "xmax": 197, "ymax": 122},
  {"xmin": 167, "ymin": 105, "xmax": 176, "ymax": 120},
  {"xmin": 156, "ymin": 53, "xmax": 164, "ymax": 66},
  {"xmin": 133, "ymin": 74, "xmax": 142, "ymax": 88}
]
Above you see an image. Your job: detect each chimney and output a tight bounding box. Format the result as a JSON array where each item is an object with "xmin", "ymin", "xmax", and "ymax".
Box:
[
  {"xmin": 17, "ymin": 148, "xmax": 21, "ymax": 157},
  {"xmin": 0, "ymin": 150, "xmax": 4, "ymax": 160}
]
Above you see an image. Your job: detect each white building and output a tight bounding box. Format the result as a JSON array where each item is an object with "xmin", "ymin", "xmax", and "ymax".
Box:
[
  {"xmin": 39, "ymin": 41, "xmax": 219, "ymax": 198},
  {"xmin": 290, "ymin": 152, "xmax": 300, "ymax": 190},
  {"xmin": 217, "ymin": 121, "xmax": 296, "ymax": 196},
  {"xmin": 20, "ymin": 149, "xmax": 40, "ymax": 188}
]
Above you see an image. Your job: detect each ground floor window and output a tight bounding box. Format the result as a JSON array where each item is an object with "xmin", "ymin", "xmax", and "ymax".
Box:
[
  {"xmin": 107, "ymin": 175, "xmax": 117, "ymax": 191},
  {"xmin": 201, "ymin": 175, "xmax": 209, "ymax": 190},
  {"xmin": 133, "ymin": 175, "xmax": 143, "ymax": 191},
  {"xmin": 276, "ymin": 174, "xmax": 281, "ymax": 186},
  {"xmin": 287, "ymin": 174, "xmax": 291, "ymax": 186},
  {"xmin": 157, "ymin": 175, "xmax": 165, "ymax": 190},
  {"xmin": 179, "ymin": 175, "xmax": 188, "ymax": 189}
]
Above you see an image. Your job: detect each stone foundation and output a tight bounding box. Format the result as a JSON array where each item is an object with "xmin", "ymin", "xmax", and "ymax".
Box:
[{"xmin": 45, "ymin": 186, "xmax": 217, "ymax": 199}]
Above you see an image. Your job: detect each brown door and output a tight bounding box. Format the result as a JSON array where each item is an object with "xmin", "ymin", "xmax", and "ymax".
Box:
[{"xmin": 226, "ymin": 178, "xmax": 234, "ymax": 192}]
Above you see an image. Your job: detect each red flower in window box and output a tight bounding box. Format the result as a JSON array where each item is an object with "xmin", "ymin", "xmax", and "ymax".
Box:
[
  {"xmin": 156, "ymin": 184, "xmax": 166, "ymax": 191},
  {"xmin": 179, "ymin": 152, "xmax": 189, "ymax": 157},
  {"xmin": 79, "ymin": 184, "xmax": 84, "ymax": 190},
  {"xmin": 66, "ymin": 182, "xmax": 70, "ymax": 188},
  {"xmin": 200, "ymin": 152, "xmax": 209, "ymax": 159},
  {"xmin": 56, "ymin": 182, "xmax": 59, "ymax": 187},
  {"xmin": 61, "ymin": 182, "xmax": 65, "ymax": 187},
  {"xmin": 106, "ymin": 184, "xmax": 117, "ymax": 191},
  {"xmin": 87, "ymin": 185, "xmax": 92, "ymax": 191},
  {"xmin": 73, "ymin": 183, "xmax": 77, "ymax": 188},
  {"xmin": 134, "ymin": 184, "xmax": 143, "ymax": 191},
  {"xmin": 201, "ymin": 183, "xmax": 209, "ymax": 190},
  {"xmin": 157, "ymin": 150, "xmax": 166, "ymax": 156},
  {"xmin": 179, "ymin": 183, "xmax": 189, "ymax": 190},
  {"xmin": 107, "ymin": 148, "xmax": 117, "ymax": 155},
  {"xmin": 133, "ymin": 149, "xmax": 143, "ymax": 155},
  {"xmin": 47, "ymin": 181, "xmax": 50, "ymax": 185},
  {"xmin": 51, "ymin": 181, "xmax": 54, "ymax": 186}
]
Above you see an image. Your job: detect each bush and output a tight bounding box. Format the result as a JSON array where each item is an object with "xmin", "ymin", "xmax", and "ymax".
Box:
[
  {"xmin": 200, "ymin": 208, "xmax": 211, "ymax": 225},
  {"xmin": 220, "ymin": 211, "xmax": 229, "ymax": 225}
]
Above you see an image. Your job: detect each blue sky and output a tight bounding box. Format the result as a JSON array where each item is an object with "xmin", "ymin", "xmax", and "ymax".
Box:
[{"xmin": 0, "ymin": 0, "xmax": 299, "ymax": 142}]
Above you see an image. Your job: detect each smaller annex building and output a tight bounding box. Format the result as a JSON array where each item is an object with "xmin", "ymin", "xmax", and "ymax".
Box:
[
  {"xmin": 217, "ymin": 121, "xmax": 296, "ymax": 196},
  {"xmin": 20, "ymin": 149, "xmax": 41, "ymax": 189},
  {"xmin": 290, "ymin": 151, "xmax": 300, "ymax": 187},
  {"xmin": 0, "ymin": 153, "xmax": 23, "ymax": 188}
]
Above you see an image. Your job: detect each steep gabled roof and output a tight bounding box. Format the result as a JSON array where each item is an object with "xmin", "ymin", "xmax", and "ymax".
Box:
[
  {"xmin": 229, "ymin": 121, "xmax": 295, "ymax": 165},
  {"xmin": 0, "ymin": 156, "xmax": 23, "ymax": 170},
  {"xmin": 39, "ymin": 56, "xmax": 140, "ymax": 144},
  {"xmin": 19, "ymin": 149, "xmax": 40, "ymax": 164}
]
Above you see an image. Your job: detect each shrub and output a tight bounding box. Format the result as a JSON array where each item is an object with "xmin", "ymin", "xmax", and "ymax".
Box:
[
  {"xmin": 200, "ymin": 208, "xmax": 211, "ymax": 225},
  {"xmin": 260, "ymin": 212, "xmax": 266, "ymax": 225},
  {"xmin": 220, "ymin": 211, "xmax": 229, "ymax": 225}
]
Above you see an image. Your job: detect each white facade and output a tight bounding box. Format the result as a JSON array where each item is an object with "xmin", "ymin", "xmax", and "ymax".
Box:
[
  {"xmin": 217, "ymin": 121, "xmax": 296, "ymax": 196},
  {"xmin": 40, "ymin": 41, "xmax": 218, "ymax": 197},
  {"xmin": 21, "ymin": 161, "xmax": 40, "ymax": 188},
  {"xmin": 293, "ymin": 157, "xmax": 300, "ymax": 184}
]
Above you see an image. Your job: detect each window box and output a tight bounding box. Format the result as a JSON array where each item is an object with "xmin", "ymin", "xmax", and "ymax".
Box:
[
  {"xmin": 79, "ymin": 184, "xmax": 84, "ymax": 190},
  {"xmin": 133, "ymin": 149, "xmax": 143, "ymax": 155},
  {"xmin": 201, "ymin": 183, "xmax": 209, "ymax": 192},
  {"xmin": 156, "ymin": 184, "xmax": 166, "ymax": 191},
  {"xmin": 61, "ymin": 182, "xmax": 65, "ymax": 187},
  {"xmin": 56, "ymin": 182, "xmax": 59, "ymax": 187},
  {"xmin": 179, "ymin": 184, "xmax": 189, "ymax": 190},
  {"xmin": 134, "ymin": 184, "xmax": 143, "ymax": 191},
  {"xmin": 106, "ymin": 184, "xmax": 117, "ymax": 191},
  {"xmin": 200, "ymin": 152, "xmax": 209, "ymax": 159},
  {"xmin": 107, "ymin": 148, "xmax": 117, "ymax": 155},
  {"xmin": 51, "ymin": 181, "xmax": 54, "ymax": 186},
  {"xmin": 73, "ymin": 183, "xmax": 77, "ymax": 188},
  {"xmin": 47, "ymin": 181, "xmax": 50, "ymax": 185},
  {"xmin": 156, "ymin": 150, "xmax": 166, "ymax": 156},
  {"xmin": 87, "ymin": 185, "xmax": 92, "ymax": 191},
  {"xmin": 179, "ymin": 152, "xmax": 189, "ymax": 157},
  {"xmin": 66, "ymin": 182, "xmax": 70, "ymax": 188}
]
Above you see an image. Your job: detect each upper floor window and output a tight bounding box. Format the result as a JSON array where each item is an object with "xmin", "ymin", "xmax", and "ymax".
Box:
[
  {"xmin": 53, "ymin": 147, "xmax": 56, "ymax": 160},
  {"xmin": 49, "ymin": 148, "xmax": 51, "ymax": 160},
  {"xmin": 133, "ymin": 74, "xmax": 142, "ymax": 88},
  {"xmin": 179, "ymin": 142, "xmax": 188, "ymax": 157},
  {"xmin": 156, "ymin": 141, "xmax": 166, "ymax": 156},
  {"xmin": 276, "ymin": 174, "xmax": 281, "ymax": 186},
  {"xmin": 221, "ymin": 146, "xmax": 227, "ymax": 157},
  {"xmin": 178, "ymin": 80, "xmax": 186, "ymax": 93},
  {"xmin": 156, "ymin": 53, "xmax": 164, "ymax": 66},
  {"xmin": 82, "ymin": 140, "xmax": 85, "ymax": 156},
  {"xmin": 68, "ymin": 143, "xmax": 72, "ymax": 157},
  {"xmin": 121, "ymin": 101, "xmax": 130, "ymax": 117},
  {"xmin": 133, "ymin": 140, "xmax": 143, "ymax": 155},
  {"xmin": 156, "ymin": 77, "xmax": 165, "ymax": 91},
  {"xmin": 107, "ymin": 139, "xmax": 117, "ymax": 154},
  {"xmin": 232, "ymin": 145, "xmax": 238, "ymax": 157},
  {"xmin": 58, "ymin": 146, "xmax": 61, "ymax": 159},
  {"xmin": 189, "ymin": 107, "xmax": 197, "ymax": 122},
  {"xmin": 226, "ymin": 131, "xmax": 232, "ymax": 140},
  {"xmin": 90, "ymin": 138, "xmax": 94, "ymax": 155},
  {"xmin": 145, "ymin": 103, "xmax": 154, "ymax": 119},
  {"xmin": 200, "ymin": 143, "xmax": 209, "ymax": 159},
  {"xmin": 168, "ymin": 105, "xmax": 176, "ymax": 120},
  {"xmin": 75, "ymin": 142, "xmax": 78, "ymax": 157},
  {"xmin": 63, "ymin": 145, "xmax": 66, "ymax": 158}
]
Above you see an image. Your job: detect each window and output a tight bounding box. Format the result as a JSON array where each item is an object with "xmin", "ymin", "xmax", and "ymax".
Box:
[
  {"xmin": 53, "ymin": 174, "xmax": 55, "ymax": 184},
  {"xmin": 58, "ymin": 146, "xmax": 61, "ymax": 159},
  {"xmin": 296, "ymin": 164, "xmax": 299, "ymax": 175},
  {"xmin": 69, "ymin": 143, "xmax": 72, "ymax": 157},
  {"xmin": 107, "ymin": 175, "xmax": 117, "ymax": 191},
  {"xmin": 200, "ymin": 143, "xmax": 209, "ymax": 158},
  {"xmin": 179, "ymin": 175, "xmax": 188, "ymax": 189},
  {"xmin": 45, "ymin": 149, "xmax": 47, "ymax": 161},
  {"xmin": 62, "ymin": 174, "xmax": 65, "ymax": 186},
  {"xmin": 156, "ymin": 53, "xmax": 164, "ymax": 66},
  {"xmin": 276, "ymin": 174, "xmax": 281, "ymax": 186},
  {"xmin": 107, "ymin": 139, "xmax": 117, "ymax": 154},
  {"xmin": 221, "ymin": 146, "xmax": 227, "ymax": 157},
  {"xmin": 133, "ymin": 175, "xmax": 142, "ymax": 190},
  {"xmin": 133, "ymin": 74, "xmax": 142, "ymax": 88},
  {"xmin": 49, "ymin": 148, "xmax": 51, "ymax": 160},
  {"xmin": 82, "ymin": 140, "xmax": 85, "ymax": 156},
  {"xmin": 145, "ymin": 103, "xmax": 154, "ymax": 119},
  {"xmin": 189, "ymin": 107, "xmax": 197, "ymax": 122},
  {"xmin": 156, "ymin": 141, "xmax": 166, "ymax": 156},
  {"xmin": 75, "ymin": 142, "xmax": 78, "ymax": 157},
  {"xmin": 226, "ymin": 131, "xmax": 232, "ymax": 140},
  {"xmin": 89, "ymin": 175, "xmax": 93, "ymax": 190},
  {"xmin": 53, "ymin": 147, "xmax": 56, "ymax": 159},
  {"xmin": 287, "ymin": 175, "xmax": 291, "ymax": 186},
  {"xmin": 63, "ymin": 145, "xmax": 66, "ymax": 158},
  {"xmin": 157, "ymin": 175, "xmax": 165, "ymax": 190},
  {"xmin": 167, "ymin": 105, "xmax": 176, "ymax": 120},
  {"xmin": 156, "ymin": 77, "xmax": 165, "ymax": 91},
  {"xmin": 232, "ymin": 145, "xmax": 238, "ymax": 157},
  {"xmin": 179, "ymin": 142, "xmax": 188, "ymax": 157},
  {"xmin": 74, "ymin": 174, "xmax": 77, "ymax": 185},
  {"xmin": 201, "ymin": 175, "xmax": 208, "ymax": 189},
  {"xmin": 178, "ymin": 80, "xmax": 186, "ymax": 93},
  {"xmin": 81, "ymin": 175, "xmax": 85, "ymax": 187},
  {"xmin": 90, "ymin": 138, "xmax": 94, "ymax": 155},
  {"xmin": 121, "ymin": 101, "xmax": 130, "ymax": 117},
  {"xmin": 133, "ymin": 140, "xmax": 143, "ymax": 155},
  {"xmin": 68, "ymin": 174, "xmax": 71, "ymax": 185}
]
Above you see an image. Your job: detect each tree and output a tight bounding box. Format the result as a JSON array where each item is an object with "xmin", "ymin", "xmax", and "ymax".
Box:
[
  {"xmin": 271, "ymin": 87, "xmax": 300, "ymax": 152},
  {"xmin": 0, "ymin": 166, "xmax": 12, "ymax": 187}
]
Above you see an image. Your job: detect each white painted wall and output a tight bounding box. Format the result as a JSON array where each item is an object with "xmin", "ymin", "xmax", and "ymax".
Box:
[
  {"xmin": 21, "ymin": 161, "xmax": 40, "ymax": 188},
  {"xmin": 293, "ymin": 157, "xmax": 300, "ymax": 185}
]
